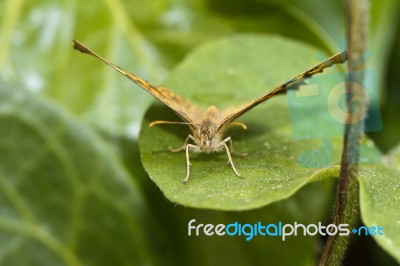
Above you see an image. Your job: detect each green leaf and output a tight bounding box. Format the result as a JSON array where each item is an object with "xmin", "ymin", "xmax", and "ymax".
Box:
[
  {"xmin": 0, "ymin": 85, "xmax": 156, "ymax": 265},
  {"xmin": 140, "ymin": 34, "xmax": 345, "ymax": 210},
  {"xmin": 359, "ymin": 145, "xmax": 400, "ymax": 263}
]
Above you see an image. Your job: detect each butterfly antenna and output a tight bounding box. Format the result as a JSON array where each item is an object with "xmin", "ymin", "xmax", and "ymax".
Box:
[
  {"xmin": 149, "ymin": 120, "xmax": 192, "ymax": 127},
  {"xmin": 229, "ymin": 121, "xmax": 247, "ymax": 130}
]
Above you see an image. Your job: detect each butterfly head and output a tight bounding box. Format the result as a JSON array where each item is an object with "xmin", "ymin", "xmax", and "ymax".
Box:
[{"xmin": 194, "ymin": 121, "xmax": 222, "ymax": 153}]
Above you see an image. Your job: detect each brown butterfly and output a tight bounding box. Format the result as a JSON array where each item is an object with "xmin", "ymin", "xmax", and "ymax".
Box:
[{"xmin": 73, "ymin": 39, "xmax": 347, "ymax": 183}]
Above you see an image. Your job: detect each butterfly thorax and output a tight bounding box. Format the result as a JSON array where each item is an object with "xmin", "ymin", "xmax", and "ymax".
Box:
[{"xmin": 192, "ymin": 106, "xmax": 224, "ymax": 153}]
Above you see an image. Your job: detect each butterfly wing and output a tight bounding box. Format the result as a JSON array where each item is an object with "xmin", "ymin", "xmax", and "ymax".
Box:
[
  {"xmin": 73, "ymin": 40, "xmax": 197, "ymax": 126},
  {"xmin": 218, "ymin": 50, "xmax": 348, "ymax": 131},
  {"xmin": 148, "ymin": 86, "xmax": 199, "ymax": 128}
]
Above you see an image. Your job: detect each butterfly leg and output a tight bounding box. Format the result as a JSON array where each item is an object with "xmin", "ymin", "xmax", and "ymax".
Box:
[
  {"xmin": 170, "ymin": 134, "xmax": 195, "ymax": 152},
  {"xmin": 227, "ymin": 137, "xmax": 248, "ymax": 157},
  {"xmin": 220, "ymin": 137, "xmax": 242, "ymax": 178},
  {"xmin": 182, "ymin": 143, "xmax": 199, "ymax": 183}
]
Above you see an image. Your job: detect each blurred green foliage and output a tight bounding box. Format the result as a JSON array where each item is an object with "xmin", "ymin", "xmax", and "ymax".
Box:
[{"xmin": 0, "ymin": 0, "xmax": 399, "ymax": 265}]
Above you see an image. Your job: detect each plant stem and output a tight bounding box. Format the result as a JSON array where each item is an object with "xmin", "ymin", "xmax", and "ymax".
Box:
[{"xmin": 319, "ymin": 0, "xmax": 368, "ymax": 265}]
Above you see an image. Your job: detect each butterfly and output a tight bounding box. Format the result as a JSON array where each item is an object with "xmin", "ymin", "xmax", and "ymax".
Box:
[{"xmin": 73, "ymin": 39, "xmax": 347, "ymax": 183}]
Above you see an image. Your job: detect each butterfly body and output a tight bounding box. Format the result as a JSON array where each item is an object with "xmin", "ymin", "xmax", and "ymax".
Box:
[
  {"xmin": 73, "ymin": 39, "xmax": 347, "ymax": 183},
  {"xmin": 192, "ymin": 106, "xmax": 224, "ymax": 153}
]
